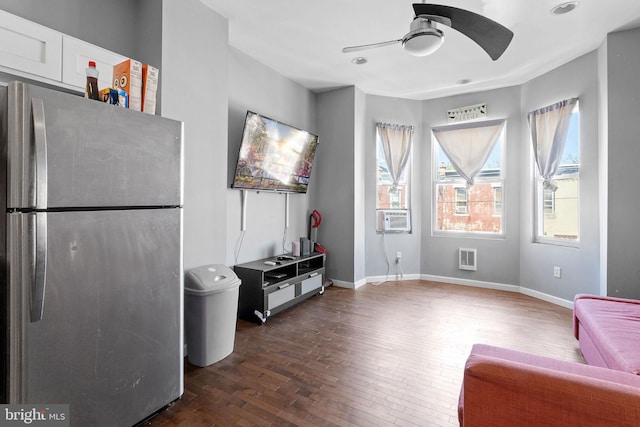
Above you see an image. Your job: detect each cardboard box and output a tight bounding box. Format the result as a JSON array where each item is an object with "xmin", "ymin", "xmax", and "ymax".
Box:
[
  {"xmin": 112, "ymin": 59, "xmax": 142, "ymax": 111},
  {"xmin": 141, "ymin": 64, "xmax": 159, "ymax": 115}
]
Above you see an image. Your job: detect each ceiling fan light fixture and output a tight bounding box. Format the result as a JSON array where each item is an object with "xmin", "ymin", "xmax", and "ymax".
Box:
[
  {"xmin": 341, "ymin": 5, "xmax": 513, "ymax": 60},
  {"xmin": 402, "ymin": 28, "xmax": 444, "ymax": 56}
]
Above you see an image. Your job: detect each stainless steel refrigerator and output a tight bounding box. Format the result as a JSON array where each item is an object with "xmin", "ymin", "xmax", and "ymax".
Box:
[{"xmin": 1, "ymin": 81, "xmax": 184, "ymax": 426}]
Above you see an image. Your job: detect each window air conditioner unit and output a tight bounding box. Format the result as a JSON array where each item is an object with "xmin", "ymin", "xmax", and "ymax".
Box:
[{"xmin": 380, "ymin": 210, "xmax": 411, "ymax": 232}]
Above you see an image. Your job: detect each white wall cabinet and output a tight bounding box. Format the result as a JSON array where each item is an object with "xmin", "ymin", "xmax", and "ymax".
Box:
[
  {"xmin": 0, "ymin": 9, "xmax": 62, "ymax": 82},
  {"xmin": 62, "ymin": 36, "xmax": 126, "ymax": 91},
  {"xmin": 0, "ymin": 10, "xmax": 128, "ymax": 93}
]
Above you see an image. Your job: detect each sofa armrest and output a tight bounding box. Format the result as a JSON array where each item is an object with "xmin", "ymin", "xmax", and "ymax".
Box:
[
  {"xmin": 573, "ymin": 294, "xmax": 640, "ymax": 339},
  {"xmin": 460, "ymin": 344, "xmax": 640, "ymax": 427},
  {"xmin": 574, "ymin": 294, "xmax": 640, "ymax": 306}
]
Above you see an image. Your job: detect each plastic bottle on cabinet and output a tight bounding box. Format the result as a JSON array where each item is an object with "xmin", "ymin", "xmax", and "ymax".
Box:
[{"xmin": 85, "ymin": 61, "xmax": 99, "ymax": 100}]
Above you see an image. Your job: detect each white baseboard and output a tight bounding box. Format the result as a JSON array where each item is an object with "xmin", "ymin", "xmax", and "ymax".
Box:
[
  {"xmin": 328, "ymin": 273, "xmax": 573, "ymax": 309},
  {"xmin": 331, "ymin": 278, "xmax": 363, "ymax": 289},
  {"xmin": 519, "ymin": 287, "xmax": 573, "ymax": 309},
  {"xmin": 332, "ymin": 275, "xmax": 420, "ymax": 289},
  {"xmin": 421, "ymin": 274, "xmax": 519, "ymax": 293},
  {"xmin": 422, "ymin": 274, "xmax": 573, "ymax": 309},
  {"xmin": 366, "ymin": 274, "xmax": 421, "ymax": 285}
]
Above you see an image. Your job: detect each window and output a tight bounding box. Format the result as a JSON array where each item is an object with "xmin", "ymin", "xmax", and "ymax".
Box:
[
  {"xmin": 543, "ymin": 189, "xmax": 555, "ymax": 215},
  {"xmin": 433, "ymin": 120, "xmax": 505, "ymax": 236},
  {"xmin": 376, "ymin": 124, "xmax": 412, "ymax": 211},
  {"xmin": 493, "ymin": 186, "xmax": 503, "ymax": 216},
  {"xmin": 377, "ymin": 166, "xmax": 405, "ymax": 208},
  {"xmin": 529, "ymin": 99, "xmax": 579, "ymax": 243},
  {"xmin": 455, "ymin": 188, "xmax": 468, "ymax": 215}
]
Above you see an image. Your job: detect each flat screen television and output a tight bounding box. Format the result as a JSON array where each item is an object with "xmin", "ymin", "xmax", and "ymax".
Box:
[{"xmin": 232, "ymin": 111, "xmax": 319, "ymax": 193}]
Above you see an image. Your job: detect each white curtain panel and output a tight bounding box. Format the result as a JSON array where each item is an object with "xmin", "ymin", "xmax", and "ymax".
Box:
[
  {"xmin": 376, "ymin": 122, "xmax": 414, "ymax": 194},
  {"xmin": 433, "ymin": 119, "xmax": 505, "ymax": 188},
  {"xmin": 528, "ymin": 98, "xmax": 578, "ymax": 191}
]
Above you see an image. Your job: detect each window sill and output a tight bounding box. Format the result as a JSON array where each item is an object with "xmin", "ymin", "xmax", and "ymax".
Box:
[
  {"xmin": 534, "ymin": 237, "xmax": 580, "ymax": 248},
  {"xmin": 432, "ymin": 230, "xmax": 505, "ymax": 240}
]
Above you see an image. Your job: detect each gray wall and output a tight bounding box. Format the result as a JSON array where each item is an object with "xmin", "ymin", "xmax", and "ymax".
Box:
[
  {"xmin": 161, "ymin": 0, "xmax": 229, "ymax": 270},
  {"xmin": 604, "ymin": 26, "xmax": 640, "ymax": 298},
  {"xmin": 420, "ymin": 86, "xmax": 522, "ymax": 287},
  {"xmin": 364, "ymin": 95, "xmax": 423, "ymax": 280},
  {"xmin": 225, "ymin": 48, "xmax": 318, "ymax": 265},
  {"xmin": 315, "ymin": 87, "xmax": 357, "ymax": 284},
  {"xmin": 354, "ymin": 89, "xmax": 367, "ymax": 282},
  {"xmin": 519, "ymin": 51, "xmax": 600, "ymax": 301},
  {"xmin": 597, "ymin": 29, "xmax": 609, "ymax": 298}
]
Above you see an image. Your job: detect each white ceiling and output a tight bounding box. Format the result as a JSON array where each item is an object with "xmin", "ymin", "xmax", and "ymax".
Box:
[{"xmin": 200, "ymin": 0, "xmax": 640, "ymax": 100}]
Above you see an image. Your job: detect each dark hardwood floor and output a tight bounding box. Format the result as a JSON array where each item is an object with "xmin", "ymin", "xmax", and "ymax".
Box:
[{"xmin": 145, "ymin": 280, "xmax": 585, "ymax": 427}]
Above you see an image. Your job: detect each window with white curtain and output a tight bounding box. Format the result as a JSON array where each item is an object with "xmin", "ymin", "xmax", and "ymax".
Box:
[
  {"xmin": 433, "ymin": 119, "xmax": 506, "ymax": 236},
  {"xmin": 528, "ymin": 99, "xmax": 580, "ymax": 244},
  {"xmin": 376, "ymin": 123, "xmax": 413, "ymax": 211}
]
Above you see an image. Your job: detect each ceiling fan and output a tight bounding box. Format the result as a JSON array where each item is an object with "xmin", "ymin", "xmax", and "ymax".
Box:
[{"xmin": 342, "ymin": 3, "xmax": 514, "ymax": 60}]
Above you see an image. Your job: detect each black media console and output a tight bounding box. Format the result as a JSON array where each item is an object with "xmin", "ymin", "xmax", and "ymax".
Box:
[{"xmin": 234, "ymin": 252, "xmax": 325, "ymax": 324}]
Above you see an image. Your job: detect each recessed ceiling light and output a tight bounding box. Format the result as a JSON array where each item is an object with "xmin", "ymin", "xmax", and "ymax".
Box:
[
  {"xmin": 351, "ymin": 57, "xmax": 367, "ymax": 65},
  {"xmin": 550, "ymin": 1, "xmax": 580, "ymax": 15}
]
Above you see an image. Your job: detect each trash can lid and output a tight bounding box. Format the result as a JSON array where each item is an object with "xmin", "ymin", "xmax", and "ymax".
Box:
[{"xmin": 184, "ymin": 264, "xmax": 241, "ymax": 295}]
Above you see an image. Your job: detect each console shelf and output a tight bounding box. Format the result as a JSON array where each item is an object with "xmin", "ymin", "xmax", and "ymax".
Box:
[{"xmin": 234, "ymin": 252, "xmax": 325, "ymax": 324}]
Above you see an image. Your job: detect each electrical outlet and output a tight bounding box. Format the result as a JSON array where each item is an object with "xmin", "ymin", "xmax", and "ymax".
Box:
[
  {"xmin": 553, "ymin": 266, "xmax": 561, "ymax": 279},
  {"xmin": 396, "ymin": 251, "xmax": 402, "ymax": 260}
]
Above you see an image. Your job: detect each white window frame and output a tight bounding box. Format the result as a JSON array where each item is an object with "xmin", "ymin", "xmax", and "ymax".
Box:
[
  {"xmin": 533, "ymin": 106, "xmax": 580, "ymax": 247},
  {"xmin": 535, "ymin": 172, "xmax": 580, "ymax": 246},
  {"xmin": 376, "ymin": 158, "xmax": 411, "ymax": 210},
  {"xmin": 432, "ymin": 125, "xmax": 506, "ymax": 239},
  {"xmin": 376, "ymin": 127, "xmax": 412, "ymax": 231}
]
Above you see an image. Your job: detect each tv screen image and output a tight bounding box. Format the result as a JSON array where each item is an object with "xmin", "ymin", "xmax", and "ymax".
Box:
[{"xmin": 232, "ymin": 111, "xmax": 319, "ymax": 193}]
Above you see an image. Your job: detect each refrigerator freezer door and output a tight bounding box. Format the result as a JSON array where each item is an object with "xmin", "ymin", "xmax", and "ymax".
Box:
[
  {"xmin": 7, "ymin": 81, "xmax": 183, "ymax": 210},
  {"xmin": 11, "ymin": 208, "xmax": 183, "ymax": 426}
]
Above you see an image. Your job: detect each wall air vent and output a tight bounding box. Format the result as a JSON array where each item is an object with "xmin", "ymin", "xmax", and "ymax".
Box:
[{"xmin": 459, "ymin": 248, "xmax": 477, "ymax": 271}]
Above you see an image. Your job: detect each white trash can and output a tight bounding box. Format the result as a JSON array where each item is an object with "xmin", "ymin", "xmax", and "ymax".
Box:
[{"xmin": 184, "ymin": 264, "xmax": 241, "ymax": 367}]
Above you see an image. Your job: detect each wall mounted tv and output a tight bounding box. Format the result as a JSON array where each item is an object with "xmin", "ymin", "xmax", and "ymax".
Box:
[{"xmin": 232, "ymin": 111, "xmax": 319, "ymax": 193}]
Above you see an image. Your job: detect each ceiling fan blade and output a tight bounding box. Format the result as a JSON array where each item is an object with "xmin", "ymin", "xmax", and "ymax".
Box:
[
  {"xmin": 412, "ymin": 4, "xmax": 513, "ymax": 60},
  {"xmin": 342, "ymin": 39, "xmax": 401, "ymax": 54}
]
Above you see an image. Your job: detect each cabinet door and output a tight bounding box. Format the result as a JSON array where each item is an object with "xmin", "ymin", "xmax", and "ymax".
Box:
[
  {"xmin": 267, "ymin": 283, "xmax": 296, "ymax": 310},
  {"xmin": 62, "ymin": 35, "xmax": 127, "ymax": 91},
  {"xmin": 301, "ymin": 273, "xmax": 323, "ymax": 294},
  {"xmin": 0, "ymin": 10, "xmax": 62, "ymax": 81}
]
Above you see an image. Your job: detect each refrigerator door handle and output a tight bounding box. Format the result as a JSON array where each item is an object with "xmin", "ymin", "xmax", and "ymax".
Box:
[
  {"xmin": 30, "ymin": 212, "xmax": 48, "ymax": 322},
  {"xmin": 31, "ymin": 98, "xmax": 48, "ymax": 209}
]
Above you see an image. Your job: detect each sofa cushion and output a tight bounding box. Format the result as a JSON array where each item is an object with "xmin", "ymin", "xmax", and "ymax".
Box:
[{"xmin": 574, "ymin": 295, "xmax": 640, "ymax": 374}]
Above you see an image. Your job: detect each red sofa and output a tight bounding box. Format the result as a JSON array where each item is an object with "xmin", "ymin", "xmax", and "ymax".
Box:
[{"xmin": 458, "ymin": 343, "xmax": 640, "ymax": 426}]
